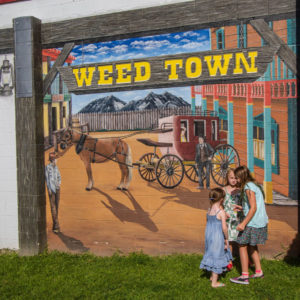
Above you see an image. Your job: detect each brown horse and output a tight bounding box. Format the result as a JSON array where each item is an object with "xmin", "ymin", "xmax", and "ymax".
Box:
[{"xmin": 57, "ymin": 127, "xmax": 132, "ymax": 191}]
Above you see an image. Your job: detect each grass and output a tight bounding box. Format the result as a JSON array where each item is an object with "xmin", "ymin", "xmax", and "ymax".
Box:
[{"xmin": 0, "ymin": 251, "xmax": 300, "ymax": 300}]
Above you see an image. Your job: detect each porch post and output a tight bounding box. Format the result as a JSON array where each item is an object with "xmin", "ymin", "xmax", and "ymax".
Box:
[
  {"xmin": 213, "ymin": 85, "xmax": 219, "ymax": 115},
  {"xmin": 246, "ymin": 83, "xmax": 254, "ymax": 174},
  {"xmin": 227, "ymin": 84, "xmax": 234, "ymax": 146},
  {"xmin": 14, "ymin": 17, "xmax": 47, "ymax": 255},
  {"xmin": 263, "ymin": 82, "xmax": 273, "ymax": 204},
  {"xmin": 202, "ymin": 86, "xmax": 207, "ymax": 114},
  {"xmin": 191, "ymin": 86, "xmax": 195, "ymax": 115}
]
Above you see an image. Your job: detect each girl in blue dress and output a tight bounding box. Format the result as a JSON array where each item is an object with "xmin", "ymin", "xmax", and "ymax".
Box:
[{"xmin": 200, "ymin": 188, "xmax": 232, "ymax": 288}]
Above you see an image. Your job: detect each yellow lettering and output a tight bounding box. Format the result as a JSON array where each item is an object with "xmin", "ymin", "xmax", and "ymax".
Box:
[
  {"xmin": 116, "ymin": 63, "xmax": 132, "ymax": 84},
  {"xmin": 204, "ymin": 54, "xmax": 233, "ymax": 76},
  {"xmin": 97, "ymin": 65, "xmax": 113, "ymax": 85},
  {"xmin": 233, "ymin": 51, "xmax": 258, "ymax": 74},
  {"xmin": 165, "ymin": 59, "xmax": 183, "ymax": 80},
  {"xmin": 73, "ymin": 67, "xmax": 95, "ymax": 87},
  {"xmin": 185, "ymin": 57, "xmax": 202, "ymax": 78},
  {"xmin": 134, "ymin": 62, "xmax": 151, "ymax": 82}
]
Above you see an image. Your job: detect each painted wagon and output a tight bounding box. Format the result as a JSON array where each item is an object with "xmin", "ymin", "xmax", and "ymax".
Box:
[{"xmin": 135, "ymin": 112, "xmax": 240, "ymax": 189}]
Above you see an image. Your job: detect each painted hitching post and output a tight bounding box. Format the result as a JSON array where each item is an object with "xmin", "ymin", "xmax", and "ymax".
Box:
[
  {"xmin": 263, "ymin": 81, "xmax": 273, "ymax": 204},
  {"xmin": 191, "ymin": 86, "xmax": 195, "ymax": 115},
  {"xmin": 246, "ymin": 83, "xmax": 254, "ymax": 175},
  {"xmin": 14, "ymin": 17, "xmax": 47, "ymax": 255},
  {"xmin": 227, "ymin": 84, "xmax": 234, "ymax": 147},
  {"xmin": 213, "ymin": 85, "xmax": 219, "ymax": 116}
]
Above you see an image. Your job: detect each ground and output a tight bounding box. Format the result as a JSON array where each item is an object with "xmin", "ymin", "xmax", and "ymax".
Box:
[{"xmin": 45, "ymin": 131, "xmax": 298, "ymax": 258}]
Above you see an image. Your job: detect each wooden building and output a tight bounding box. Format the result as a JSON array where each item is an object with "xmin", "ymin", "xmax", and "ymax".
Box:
[
  {"xmin": 193, "ymin": 19, "xmax": 297, "ymax": 202},
  {"xmin": 42, "ymin": 49, "xmax": 75, "ymax": 147}
]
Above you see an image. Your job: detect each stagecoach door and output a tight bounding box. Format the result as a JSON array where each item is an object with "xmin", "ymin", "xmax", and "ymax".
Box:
[{"xmin": 194, "ymin": 120, "xmax": 206, "ymax": 138}]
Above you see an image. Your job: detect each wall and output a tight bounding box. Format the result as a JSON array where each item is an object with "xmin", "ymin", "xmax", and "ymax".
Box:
[
  {"xmin": 0, "ymin": 0, "xmax": 192, "ymax": 29},
  {"xmin": 0, "ymin": 53, "xmax": 18, "ymax": 249}
]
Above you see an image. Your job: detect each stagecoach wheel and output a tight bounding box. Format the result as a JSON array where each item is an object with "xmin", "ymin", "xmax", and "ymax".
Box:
[
  {"xmin": 211, "ymin": 144, "xmax": 240, "ymax": 187},
  {"xmin": 184, "ymin": 164, "xmax": 206, "ymax": 184},
  {"xmin": 138, "ymin": 153, "xmax": 159, "ymax": 182},
  {"xmin": 155, "ymin": 154, "xmax": 184, "ymax": 189}
]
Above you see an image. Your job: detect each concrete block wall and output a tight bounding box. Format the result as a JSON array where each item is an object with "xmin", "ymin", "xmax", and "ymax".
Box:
[{"xmin": 0, "ymin": 54, "xmax": 18, "ymax": 250}]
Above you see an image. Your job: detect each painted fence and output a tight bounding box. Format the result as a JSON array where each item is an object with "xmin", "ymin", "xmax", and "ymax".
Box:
[{"xmin": 74, "ymin": 106, "xmax": 205, "ymax": 131}]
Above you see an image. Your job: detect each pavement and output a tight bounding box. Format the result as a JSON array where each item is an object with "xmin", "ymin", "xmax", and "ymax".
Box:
[{"xmin": 45, "ymin": 131, "xmax": 299, "ymax": 258}]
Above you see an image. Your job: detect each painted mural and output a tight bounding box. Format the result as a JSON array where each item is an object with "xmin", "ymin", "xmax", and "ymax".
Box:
[{"xmin": 43, "ymin": 20, "xmax": 298, "ymax": 258}]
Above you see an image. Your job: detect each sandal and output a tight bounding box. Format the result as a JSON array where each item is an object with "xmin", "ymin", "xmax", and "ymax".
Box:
[{"xmin": 212, "ymin": 282, "xmax": 225, "ymax": 288}]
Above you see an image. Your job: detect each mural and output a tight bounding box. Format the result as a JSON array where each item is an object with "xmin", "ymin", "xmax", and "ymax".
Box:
[{"xmin": 42, "ymin": 21, "xmax": 298, "ymax": 257}]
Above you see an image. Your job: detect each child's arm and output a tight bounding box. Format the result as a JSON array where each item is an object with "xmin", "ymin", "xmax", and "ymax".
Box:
[
  {"xmin": 218, "ymin": 210, "xmax": 229, "ymax": 248},
  {"xmin": 237, "ymin": 190, "xmax": 257, "ymax": 231}
]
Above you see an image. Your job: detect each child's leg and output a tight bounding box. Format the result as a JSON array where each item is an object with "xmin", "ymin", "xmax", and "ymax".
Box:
[
  {"xmin": 211, "ymin": 272, "xmax": 224, "ymax": 287},
  {"xmin": 249, "ymin": 245, "xmax": 263, "ymax": 277},
  {"xmin": 239, "ymin": 245, "xmax": 249, "ymax": 276}
]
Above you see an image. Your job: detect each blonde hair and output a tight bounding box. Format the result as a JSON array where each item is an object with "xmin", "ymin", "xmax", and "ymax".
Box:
[
  {"xmin": 225, "ymin": 168, "xmax": 235, "ymax": 186},
  {"xmin": 209, "ymin": 188, "xmax": 225, "ymax": 205},
  {"xmin": 234, "ymin": 165, "xmax": 265, "ymax": 198}
]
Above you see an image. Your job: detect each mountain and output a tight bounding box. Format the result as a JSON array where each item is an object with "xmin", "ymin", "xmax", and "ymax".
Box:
[
  {"xmin": 120, "ymin": 92, "xmax": 190, "ymax": 111},
  {"xmin": 79, "ymin": 95, "xmax": 126, "ymax": 113}
]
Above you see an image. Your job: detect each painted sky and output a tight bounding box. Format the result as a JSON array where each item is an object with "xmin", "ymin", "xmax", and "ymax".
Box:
[{"xmin": 71, "ymin": 29, "xmax": 210, "ymax": 113}]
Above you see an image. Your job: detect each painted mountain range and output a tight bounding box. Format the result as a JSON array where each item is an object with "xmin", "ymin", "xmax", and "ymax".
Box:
[{"xmin": 79, "ymin": 92, "xmax": 190, "ymax": 113}]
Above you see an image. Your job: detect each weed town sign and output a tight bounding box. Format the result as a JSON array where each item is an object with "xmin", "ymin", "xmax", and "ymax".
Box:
[{"xmin": 59, "ymin": 46, "xmax": 277, "ymax": 94}]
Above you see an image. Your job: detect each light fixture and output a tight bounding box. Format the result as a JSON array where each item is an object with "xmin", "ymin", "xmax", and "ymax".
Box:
[{"xmin": 0, "ymin": 56, "xmax": 14, "ymax": 96}]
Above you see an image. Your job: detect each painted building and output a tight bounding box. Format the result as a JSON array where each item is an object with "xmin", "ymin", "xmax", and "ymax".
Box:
[
  {"xmin": 42, "ymin": 49, "xmax": 75, "ymax": 147},
  {"xmin": 195, "ymin": 19, "xmax": 297, "ymax": 202}
]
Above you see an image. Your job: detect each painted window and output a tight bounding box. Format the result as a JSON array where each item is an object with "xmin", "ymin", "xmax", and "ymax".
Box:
[
  {"xmin": 253, "ymin": 114, "xmax": 279, "ymax": 174},
  {"xmin": 216, "ymin": 28, "xmax": 225, "ymax": 50},
  {"xmin": 194, "ymin": 120, "xmax": 206, "ymax": 138},
  {"xmin": 180, "ymin": 120, "xmax": 188, "ymax": 142},
  {"xmin": 218, "ymin": 106, "xmax": 228, "ymax": 131},
  {"xmin": 211, "ymin": 120, "xmax": 218, "ymax": 141},
  {"xmin": 237, "ymin": 24, "xmax": 247, "ymax": 48}
]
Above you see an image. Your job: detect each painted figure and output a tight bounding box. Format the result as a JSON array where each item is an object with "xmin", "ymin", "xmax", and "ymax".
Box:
[
  {"xmin": 180, "ymin": 125, "xmax": 187, "ymax": 142},
  {"xmin": 45, "ymin": 152, "xmax": 61, "ymax": 233},
  {"xmin": 195, "ymin": 136, "xmax": 214, "ymax": 189},
  {"xmin": 200, "ymin": 188, "xmax": 232, "ymax": 288}
]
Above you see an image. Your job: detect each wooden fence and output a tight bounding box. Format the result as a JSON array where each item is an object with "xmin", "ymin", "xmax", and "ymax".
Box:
[{"xmin": 73, "ymin": 106, "xmax": 204, "ymax": 131}]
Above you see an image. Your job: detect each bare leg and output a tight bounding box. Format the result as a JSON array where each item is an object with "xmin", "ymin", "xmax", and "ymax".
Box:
[
  {"xmin": 211, "ymin": 272, "xmax": 224, "ymax": 287},
  {"xmin": 248, "ymin": 245, "xmax": 262, "ymax": 272},
  {"xmin": 239, "ymin": 245, "xmax": 249, "ymax": 275}
]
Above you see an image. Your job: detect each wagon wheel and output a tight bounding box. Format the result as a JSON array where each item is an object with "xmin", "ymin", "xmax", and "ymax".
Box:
[
  {"xmin": 211, "ymin": 144, "xmax": 240, "ymax": 186},
  {"xmin": 155, "ymin": 154, "xmax": 184, "ymax": 189},
  {"xmin": 184, "ymin": 164, "xmax": 206, "ymax": 184},
  {"xmin": 138, "ymin": 153, "xmax": 159, "ymax": 182}
]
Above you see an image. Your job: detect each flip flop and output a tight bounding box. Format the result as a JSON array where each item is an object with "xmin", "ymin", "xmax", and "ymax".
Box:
[{"xmin": 212, "ymin": 282, "xmax": 225, "ymax": 288}]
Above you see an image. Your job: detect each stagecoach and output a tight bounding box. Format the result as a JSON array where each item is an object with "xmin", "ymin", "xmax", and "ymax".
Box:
[{"xmin": 135, "ymin": 111, "xmax": 240, "ymax": 189}]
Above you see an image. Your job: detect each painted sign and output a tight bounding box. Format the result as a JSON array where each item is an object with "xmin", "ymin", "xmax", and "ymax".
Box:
[{"xmin": 59, "ymin": 46, "xmax": 277, "ymax": 94}]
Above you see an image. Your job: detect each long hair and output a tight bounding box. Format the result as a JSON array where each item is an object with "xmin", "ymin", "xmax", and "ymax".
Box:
[{"xmin": 234, "ymin": 166, "xmax": 265, "ymax": 199}]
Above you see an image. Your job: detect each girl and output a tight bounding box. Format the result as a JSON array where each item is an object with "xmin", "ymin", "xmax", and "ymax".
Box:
[
  {"xmin": 200, "ymin": 188, "xmax": 232, "ymax": 288},
  {"xmin": 230, "ymin": 166, "xmax": 268, "ymax": 285},
  {"xmin": 223, "ymin": 168, "xmax": 242, "ymax": 270}
]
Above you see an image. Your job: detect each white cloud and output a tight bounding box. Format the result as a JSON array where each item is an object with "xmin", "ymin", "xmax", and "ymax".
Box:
[
  {"xmin": 112, "ymin": 44, "xmax": 128, "ymax": 54},
  {"xmin": 78, "ymin": 44, "xmax": 98, "ymax": 53},
  {"xmin": 183, "ymin": 31, "xmax": 200, "ymax": 37},
  {"xmin": 181, "ymin": 39, "xmax": 191, "ymax": 43},
  {"xmin": 197, "ymin": 35, "xmax": 208, "ymax": 41},
  {"xmin": 96, "ymin": 46, "xmax": 110, "ymax": 54},
  {"xmin": 131, "ymin": 39, "xmax": 171, "ymax": 50},
  {"xmin": 182, "ymin": 41, "xmax": 209, "ymax": 50},
  {"xmin": 174, "ymin": 34, "xmax": 181, "ymax": 39}
]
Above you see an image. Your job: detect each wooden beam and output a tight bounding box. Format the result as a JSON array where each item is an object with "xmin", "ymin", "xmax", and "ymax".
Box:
[
  {"xmin": 250, "ymin": 19, "xmax": 297, "ymax": 76},
  {"xmin": 43, "ymin": 42, "xmax": 74, "ymax": 98},
  {"xmin": 0, "ymin": 0, "xmax": 297, "ymax": 53}
]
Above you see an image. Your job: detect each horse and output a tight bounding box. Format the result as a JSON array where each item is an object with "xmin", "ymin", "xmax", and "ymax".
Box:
[{"xmin": 57, "ymin": 127, "xmax": 133, "ymax": 191}]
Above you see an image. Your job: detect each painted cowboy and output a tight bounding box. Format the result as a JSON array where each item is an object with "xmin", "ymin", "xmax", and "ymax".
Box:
[
  {"xmin": 195, "ymin": 136, "xmax": 214, "ymax": 190},
  {"xmin": 45, "ymin": 152, "xmax": 61, "ymax": 233}
]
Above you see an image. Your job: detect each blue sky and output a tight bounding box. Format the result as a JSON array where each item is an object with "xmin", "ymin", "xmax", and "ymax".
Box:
[{"xmin": 70, "ymin": 29, "xmax": 210, "ymax": 113}]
